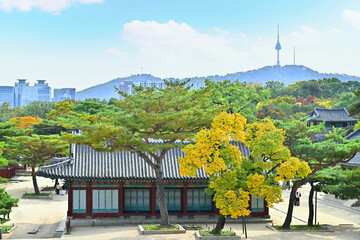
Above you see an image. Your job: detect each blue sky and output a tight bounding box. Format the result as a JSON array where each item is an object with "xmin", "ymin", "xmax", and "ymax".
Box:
[{"xmin": 0, "ymin": 0, "xmax": 360, "ymax": 90}]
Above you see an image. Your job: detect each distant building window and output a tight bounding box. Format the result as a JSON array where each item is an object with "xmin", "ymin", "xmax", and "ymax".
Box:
[
  {"xmin": 73, "ymin": 190, "xmax": 86, "ymax": 213},
  {"xmin": 92, "ymin": 190, "xmax": 118, "ymax": 213}
]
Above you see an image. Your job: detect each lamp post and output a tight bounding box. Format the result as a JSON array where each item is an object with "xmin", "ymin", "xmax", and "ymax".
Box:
[{"xmin": 315, "ymin": 190, "xmax": 318, "ymax": 225}]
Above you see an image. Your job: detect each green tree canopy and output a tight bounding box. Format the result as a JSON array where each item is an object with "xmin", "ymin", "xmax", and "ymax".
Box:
[
  {"xmin": 275, "ymin": 120, "xmax": 360, "ymax": 228},
  {"xmin": 0, "ymin": 121, "xmax": 30, "ymax": 142},
  {"xmin": 5, "ymin": 134, "xmax": 69, "ymax": 194},
  {"xmin": 311, "ymin": 166, "xmax": 360, "ymax": 200},
  {"xmin": 205, "ymin": 79, "xmax": 270, "ymax": 122},
  {"xmin": 19, "ymin": 101, "xmax": 56, "ymax": 119},
  {"xmin": 348, "ymin": 87, "xmax": 360, "ymax": 116},
  {"xmin": 0, "ymin": 188, "xmax": 18, "ymax": 218},
  {"xmin": 31, "ymin": 119, "xmax": 69, "ymax": 135}
]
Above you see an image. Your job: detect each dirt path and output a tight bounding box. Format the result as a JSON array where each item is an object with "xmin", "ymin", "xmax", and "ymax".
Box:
[{"xmin": 2, "ymin": 176, "xmax": 67, "ymax": 239}]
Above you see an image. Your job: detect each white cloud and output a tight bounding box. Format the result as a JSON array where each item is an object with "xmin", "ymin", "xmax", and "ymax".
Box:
[
  {"xmin": 0, "ymin": 0, "xmax": 103, "ymax": 12},
  {"xmin": 287, "ymin": 26, "xmax": 322, "ymax": 46},
  {"xmin": 52, "ymin": 12, "xmax": 62, "ymax": 16},
  {"xmin": 105, "ymin": 47, "xmax": 126, "ymax": 56},
  {"xmin": 326, "ymin": 28, "xmax": 343, "ymax": 35},
  {"xmin": 342, "ymin": 9, "xmax": 360, "ymax": 29},
  {"xmin": 120, "ymin": 20, "xmax": 248, "ymax": 76},
  {"xmin": 214, "ymin": 27, "xmax": 229, "ymax": 35}
]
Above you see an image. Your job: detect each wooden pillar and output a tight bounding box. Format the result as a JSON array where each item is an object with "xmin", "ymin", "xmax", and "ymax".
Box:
[
  {"xmin": 151, "ymin": 185, "xmax": 156, "ymax": 216},
  {"xmin": 182, "ymin": 185, "xmax": 187, "ymax": 215},
  {"xmin": 119, "ymin": 185, "xmax": 124, "ymax": 216},
  {"xmin": 68, "ymin": 182, "xmax": 73, "ymax": 216},
  {"xmin": 86, "ymin": 182, "xmax": 92, "ymax": 216},
  {"xmin": 264, "ymin": 199, "xmax": 269, "ymax": 216},
  {"xmin": 248, "ymin": 194, "xmax": 252, "ymax": 215}
]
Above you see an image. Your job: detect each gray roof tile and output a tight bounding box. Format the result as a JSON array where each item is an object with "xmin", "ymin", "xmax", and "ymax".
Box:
[
  {"xmin": 342, "ymin": 128, "xmax": 360, "ymax": 168},
  {"xmin": 38, "ymin": 142, "xmax": 251, "ymax": 180},
  {"xmin": 345, "ymin": 128, "xmax": 360, "ymax": 140},
  {"xmin": 307, "ymin": 108, "xmax": 359, "ymax": 122}
]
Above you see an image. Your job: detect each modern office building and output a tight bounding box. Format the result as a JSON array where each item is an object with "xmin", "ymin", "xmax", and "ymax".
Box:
[
  {"xmin": 53, "ymin": 88, "xmax": 76, "ymax": 102},
  {"xmin": 14, "ymin": 79, "xmax": 51, "ymax": 107},
  {"xmin": 0, "ymin": 86, "xmax": 15, "ymax": 107},
  {"xmin": 35, "ymin": 80, "xmax": 52, "ymax": 102}
]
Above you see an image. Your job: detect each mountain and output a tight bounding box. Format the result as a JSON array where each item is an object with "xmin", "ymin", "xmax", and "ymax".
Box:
[{"xmin": 76, "ymin": 65, "xmax": 360, "ymax": 100}]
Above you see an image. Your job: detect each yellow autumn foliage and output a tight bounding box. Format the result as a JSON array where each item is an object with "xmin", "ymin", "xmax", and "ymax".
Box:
[
  {"xmin": 275, "ymin": 157, "xmax": 312, "ymax": 182},
  {"xmin": 179, "ymin": 112, "xmax": 246, "ymax": 177},
  {"xmin": 10, "ymin": 116, "xmax": 41, "ymax": 129},
  {"xmin": 245, "ymin": 118, "xmax": 290, "ymax": 166},
  {"xmin": 214, "ymin": 188, "xmax": 251, "ymax": 218},
  {"xmin": 179, "ymin": 112, "xmax": 311, "ymax": 219}
]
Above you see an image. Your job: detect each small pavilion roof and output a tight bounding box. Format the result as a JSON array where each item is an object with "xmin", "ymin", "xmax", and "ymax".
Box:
[
  {"xmin": 38, "ymin": 142, "xmax": 251, "ymax": 181},
  {"xmin": 307, "ymin": 108, "xmax": 359, "ymax": 122}
]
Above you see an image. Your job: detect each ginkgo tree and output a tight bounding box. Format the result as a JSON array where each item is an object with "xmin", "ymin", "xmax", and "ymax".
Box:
[{"xmin": 179, "ymin": 112, "xmax": 311, "ymax": 234}]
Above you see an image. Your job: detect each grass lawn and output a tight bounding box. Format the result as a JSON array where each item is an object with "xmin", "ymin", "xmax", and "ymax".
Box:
[
  {"xmin": 23, "ymin": 193, "xmax": 51, "ymax": 197},
  {"xmin": 199, "ymin": 230, "xmax": 236, "ymax": 236},
  {"xmin": 41, "ymin": 186, "xmax": 55, "ymax": 191},
  {"xmin": 142, "ymin": 224, "xmax": 179, "ymax": 230},
  {"xmin": 0, "ymin": 225, "xmax": 14, "ymax": 232},
  {"xmin": 274, "ymin": 225, "xmax": 327, "ymax": 231}
]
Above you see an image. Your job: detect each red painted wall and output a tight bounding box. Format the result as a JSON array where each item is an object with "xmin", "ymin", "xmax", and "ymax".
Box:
[{"xmin": 67, "ymin": 182, "xmax": 269, "ymax": 219}]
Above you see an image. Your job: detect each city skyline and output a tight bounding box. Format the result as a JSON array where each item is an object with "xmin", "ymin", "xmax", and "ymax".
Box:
[{"xmin": 0, "ymin": 0, "xmax": 360, "ymax": 91}]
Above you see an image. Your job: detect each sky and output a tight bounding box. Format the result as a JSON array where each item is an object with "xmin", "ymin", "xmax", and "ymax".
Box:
[{"xmin": 0, "ymin": 0, "xmax": 360, "ymax": 91}]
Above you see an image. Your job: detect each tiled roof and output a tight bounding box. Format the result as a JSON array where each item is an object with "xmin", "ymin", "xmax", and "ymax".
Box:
[
  {"xmin": 38, "ymin": 142, "xmax": 251, "ymax": 180},
  {"xmin": 341, "ymin": 152, "xmax": 360, "ymax": 168},
  {"xmin": 342, "ymin": 128, "xmax": 360, "ymax": 168},
  {"xmin": 307, "ymin": 108, "xmax": 359, "ymax": 122},
  {"xmin": 344, "ymin": 128, "xmax": 360, "ymax": 140}
]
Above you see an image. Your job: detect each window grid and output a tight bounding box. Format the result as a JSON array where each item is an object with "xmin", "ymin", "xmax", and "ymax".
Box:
[
  {"xmin": 156, "ymin": 189, "xmax": 181, "ymax": 211},
  {"xmin": 92, "ymin": 190, "xmax": 119, "ymax": 213},
  {"xmin": 124, "ymin": 189, "xmax": 150, "ymax": 211},
  {"xmin": 251, "ymin": 195, "xmax": 264, "ymax": 212},
  {"xmin": 187, "ymin": 188, "xmax": 212, "ymax": 211},
  {"xmin": 73, "ymin": 190, "xmax": 86, "ymax": 213}
]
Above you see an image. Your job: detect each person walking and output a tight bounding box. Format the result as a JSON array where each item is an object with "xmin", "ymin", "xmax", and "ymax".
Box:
[
  {"xmin": 61, "ymin": 184, "xmax": 65, "ymax": 196},
  {"xmin": 295, "ymin": 192, "xmax": 301, "ymax": 206},
  {"xmin": 56, "ymin": 183, "xmax": 60, "ymax": 195}
]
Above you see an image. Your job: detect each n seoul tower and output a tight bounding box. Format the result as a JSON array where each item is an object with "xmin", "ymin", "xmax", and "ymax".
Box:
[{"xmin": 275, "ymin": 25, "xmax": 281, "ymax": 66}]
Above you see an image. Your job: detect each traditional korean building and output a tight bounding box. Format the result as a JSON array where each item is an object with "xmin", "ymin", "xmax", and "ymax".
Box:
[
  {"xmin": 341, "ymin": 128, "xmax": 360, "ymax": 169},
  {"xmin": 307, "ymin": 107, "xmax": 358, "ymax": 128},
  {"xmin": 0, "ymin": 162, "xmax": 23, "ymax": 179},
  {"xmin": 38, "ymin": 143, "xmax": 269, "ymax": 220}
]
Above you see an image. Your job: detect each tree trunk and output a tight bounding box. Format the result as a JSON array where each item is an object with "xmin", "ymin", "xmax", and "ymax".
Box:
[
  {"xmin": 282, "ymin": 179, "xmax": 306, "ymax": 229},
  {"xmin": 54, "ymin": 178, "xmax": 59, "ymax": 188},
  {"xmin": 154, "ymin": 166, "xmax": 170, "ymax": 227},
  {"xmin": 211, "ymin": 215, "xmax": 226, "ymax": 234},
  {"xmin": 307, "ymin": 182, "xmax": 315, "ymax": 226},
  {"xmin": 31, "ymin": 165, "xmax": 40, "ymax": 194}
]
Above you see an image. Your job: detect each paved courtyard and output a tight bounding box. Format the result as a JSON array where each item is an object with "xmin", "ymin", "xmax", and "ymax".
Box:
[{"xmin": 1, "ymin": 176, "xmax": 360, "ymax": 239}]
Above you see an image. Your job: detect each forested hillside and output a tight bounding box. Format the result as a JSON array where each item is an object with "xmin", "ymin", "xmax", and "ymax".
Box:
[{"xmin": 76, "ymin": 65, "xmax": 360, "ymax": 100}]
